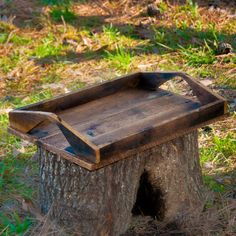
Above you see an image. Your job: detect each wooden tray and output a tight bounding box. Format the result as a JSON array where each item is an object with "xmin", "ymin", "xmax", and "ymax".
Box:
[{"xmin": 8, "ymin": 72, "xmax": 227, "ymax": 170}]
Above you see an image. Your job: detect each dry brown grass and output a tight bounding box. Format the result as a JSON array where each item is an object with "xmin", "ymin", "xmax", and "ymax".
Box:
[{"xmin": 123, "ymin": 192, "xmax": 236, "ymax": 236}]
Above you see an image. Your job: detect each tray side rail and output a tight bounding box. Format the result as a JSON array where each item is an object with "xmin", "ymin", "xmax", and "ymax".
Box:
[
  {"xmin": 140, "ymin": 71, "xmax": 226, "ymax": 106},
  {"xmin": 18, "ymin": 73, "xmax": 141, "ymax": 113},
  {"xmin": 9, "ymin": 110, "xmax": 100, "ymax": 163},
  {"xmin": 96, "ymin": 72, "xmax": 228, "ymax": 160},
  {"xmin": 98, "ymin": 99, "xmax": 227, "ymax": 160}
]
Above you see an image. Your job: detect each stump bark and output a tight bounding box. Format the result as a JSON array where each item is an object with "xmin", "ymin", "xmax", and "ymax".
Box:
[{"xmin": 39, "ymin": 130, "xmax": 204, "ymax": 236}]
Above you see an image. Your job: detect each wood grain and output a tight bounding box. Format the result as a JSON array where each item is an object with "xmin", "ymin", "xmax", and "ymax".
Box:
[{"xmin": 8, "ymin": 71, "xmax": 228, "ymax": 169}]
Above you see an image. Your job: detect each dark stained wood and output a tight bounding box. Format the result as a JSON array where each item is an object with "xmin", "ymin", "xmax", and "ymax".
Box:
[
  {"xmin": 9, "ymin": 110, "xmax": 100, "ymax": 163},
  {"xmin": 32, "ymin": 88, "xmax": 170, "ymax": 138},
  {"xmin": 8, "ymin": 114, "xmax": 227, "ymax": 171},
  {"xmin": 98, "ymin": 100, "xmax": 226, "ymax": 160},
  {"xmin": 76, "ymin": 92, "xmax": 196, "ymax": 137},
  {"xmin": 8, "ymin": 71, "xmax": 228, "ymax": 169},
  {"xmin": 20, "ymin": 72, "xmax": 141, "ymax": 112},
  {"xmin": 140, "ymin": 72, "xmax": 221, "ymax": 104}
]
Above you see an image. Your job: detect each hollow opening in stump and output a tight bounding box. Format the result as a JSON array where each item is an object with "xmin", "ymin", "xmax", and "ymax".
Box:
[{"xmin": 132, "ymin": 170, "xmax": 165, "ymax": 220}]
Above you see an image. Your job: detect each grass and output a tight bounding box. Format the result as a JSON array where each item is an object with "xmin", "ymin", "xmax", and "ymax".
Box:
[
  {"xmin": 105, "ymin": 46, "xmax": 134, "ymax": 72},
  {"xmin": 0, "ymin": 33, "xmax": 31, "ymax": 45},
  {"xmin": 0, "ymin": 146, "xmax": 36, "ymax": 200},
  {"xmin": 203, "ymin": 175, "xmax": 225, "ymax": 193},
  {"xmin": 0, "ymin": 21, "xmax": 15, "ymax": 34},
  {"xmin": 42, "ymin": 0, "xmax": 77, "ymax": 23},
  {"xmin": 42, "ymin": 0, "xmax": 72, "ymax": 6},
  {"xmin": 41, "ymin": 74, "xmax": 62, "ymax": 83},
  {"xmin": 103, "ymin": 24, "xmax": 120, "ymax": 42},
  {"xmin": 200, "ymin": 127, "xmax": 236, "ymax": 194},
  {"xmin": 179, "ymin": 0, "xmax": 199, "ymax": 18},
  {"xmin": 33, "ymin": 34, "xmax": 64, "ymax": 58},
  {"xmin": 157, "ymin": 1, "xmax": 168, "ymax": 14},
  {"xmin": 0, "ymin": 117, "xmax": 35, "ymax": 235},
  {"xmin": 0, "ymin": 0, "xmax": 235, "ymax": 234},
  {"xmin": 179, "ymin": 43, "xmax": 216, "ymax": 66},
  {"xmin": 0, "ymin": 212, "xmax": 32, "ymax": 236},
  {"xmin": 50, "ymin": 7, "xmax": 77, "ymax": 23},
  {"xmin": 200, "ymin": 133, "xmax": 236, "ymax": 167},
  {"xmin": 0, "ymin": 88, "xmax": 53, "ymax": 235},
  {"xmin": 67, "ymin": 78, "xmax": 86, "ymax": 91},
  {"xmin": 0, "ymin": 90, "xmax": 54, "ymax": 109},
  {"xmin": 0, "ymin": 51, "xmax": 21, "ymax": 73}
]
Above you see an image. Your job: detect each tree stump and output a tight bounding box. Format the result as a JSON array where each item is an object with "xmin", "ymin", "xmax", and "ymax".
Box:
[{"xmin": 39, "ymin": 130, "xmax": 204, "ymax": 236}]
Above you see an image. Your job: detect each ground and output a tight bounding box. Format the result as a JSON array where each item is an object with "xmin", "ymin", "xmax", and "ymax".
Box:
[{"xmin": 0, "ymin": 0, "xmax": 235, "ymax": 235}]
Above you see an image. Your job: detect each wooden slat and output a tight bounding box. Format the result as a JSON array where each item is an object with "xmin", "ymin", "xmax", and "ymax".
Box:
[
  {"xmin": 98, "ymin": 100, "xmax": 226, "ymax": 159},
  {"xmin": 94, "ymin": 101, "xmax": 200, "ymax": 146},
  {"xmin": 77, "ymin": 93, "xmax": 196, "ymax": 137},
  {"xmin": 8, "ymin": 112, "xmax": 228, "ymax": 171},
  {"xmin": 41, "ymin": 99, "xmax": 200, "ymax": 156},
  {"xmin": 40, "ymin": 92, "xmax": 198, "ymax": 150},
  {"xmin": 20, "ymin": 73, "xmax": 141, "ymax": 112},
  {"xmin": 31, "ymin": 88, "xmax": 172, "ymax": 137}
]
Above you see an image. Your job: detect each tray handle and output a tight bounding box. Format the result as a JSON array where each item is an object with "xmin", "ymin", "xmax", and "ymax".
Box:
[
  {"xmin": 9, "ymin": 110, "xmax": 100, "ymax": 163},
  {"xmin": 140, "ymin": 71, "xmax": 225, "ymax": 105}
]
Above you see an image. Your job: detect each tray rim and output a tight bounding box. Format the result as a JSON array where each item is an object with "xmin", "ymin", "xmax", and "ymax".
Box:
[
  {"xmin": 8, "ymin": 71, "xmax": 228, "ymax": 169},
  {"xmin": 8, "ymin": 113, "xmax": 228, "ymax": 171}
]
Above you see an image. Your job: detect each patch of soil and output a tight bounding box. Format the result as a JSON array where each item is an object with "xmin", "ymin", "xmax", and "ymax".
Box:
[
  {"xmin": 167, "ymin": 0, "xmax": 236, "ymax": 8},
  {"xmin": 0, "ymin": 0, "xmax": 43, "ymax": 28}
]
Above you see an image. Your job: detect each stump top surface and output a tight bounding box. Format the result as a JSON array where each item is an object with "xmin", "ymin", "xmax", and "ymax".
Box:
[{"xmin": 8, "ymin": 72, "xmax": 227, "ymax": 170}]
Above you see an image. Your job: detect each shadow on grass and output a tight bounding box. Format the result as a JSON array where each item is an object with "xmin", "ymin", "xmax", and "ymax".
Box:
[
  {"xmin": 33, "ymin": 48, "xmax": 105, "ymax": 65},
  {"xmin": 33, "ymin": 23, "xmax": 236, "ymax": 66},
  {"xmin": 1, "ymin": 0, "xmax": 236, "ymax": 29},
  {"xmin": 0, "ymin": 0, "xmax": 109, "ymax": 29},
  {"xmin": 203, "ymin": 169, "xmax": 236, "ymax": 197},
  {"xmin": 2, "ymin": 0, "xmax": 235, "ymax": 70},
  {"xmin": 168, "ymin": 0, "xmax": 236, "ymax": 9}
]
